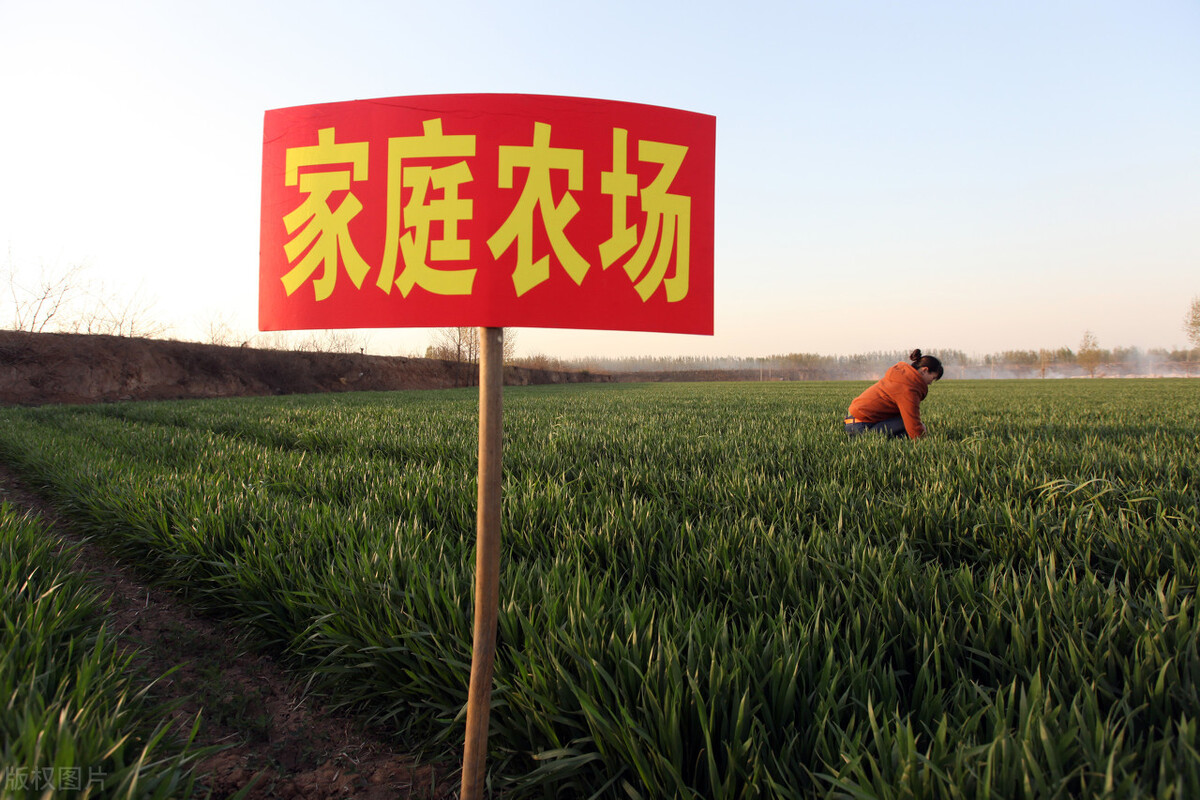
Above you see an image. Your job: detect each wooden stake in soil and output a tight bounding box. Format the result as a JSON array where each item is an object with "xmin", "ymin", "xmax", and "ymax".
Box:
[{"xmin": 461, "ymin": 326, "xmax": 503, "ymax": 800}]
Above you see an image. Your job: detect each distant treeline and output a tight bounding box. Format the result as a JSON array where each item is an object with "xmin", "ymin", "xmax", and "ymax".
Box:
[{"xmin": 512, "ymin": 347, "xmax": 1199, "ymax": 380}]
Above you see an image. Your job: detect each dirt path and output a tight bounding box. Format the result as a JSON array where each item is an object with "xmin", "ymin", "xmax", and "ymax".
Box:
[{"xmin": 0, "ymin": 466, "xmax": 458, "ymax": 799}]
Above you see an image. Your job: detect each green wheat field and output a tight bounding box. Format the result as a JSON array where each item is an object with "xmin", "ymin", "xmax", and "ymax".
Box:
[{"xmin": 2, "ymin": 379, "xmax": 1198, "ymax": 798}]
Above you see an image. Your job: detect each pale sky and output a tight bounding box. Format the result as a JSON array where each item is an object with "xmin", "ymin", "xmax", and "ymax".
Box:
[{"xmin": 2, "ymin": 0, "xmax": 1197, "ymax": 359}]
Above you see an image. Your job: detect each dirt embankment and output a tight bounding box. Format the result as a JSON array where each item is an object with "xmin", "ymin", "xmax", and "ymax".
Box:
[
  {"xmin": 610, "ymin": 368, "xmax": 789, "ymax": 383},
  {"xmin": 0, "ymin": 330, "xmax": 612, "ymax": 406}
]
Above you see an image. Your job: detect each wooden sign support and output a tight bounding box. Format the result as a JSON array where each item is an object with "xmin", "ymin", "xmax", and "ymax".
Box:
[{"xmin": 461, "ymin": 326, "xmax": 504, "ymax": 800}]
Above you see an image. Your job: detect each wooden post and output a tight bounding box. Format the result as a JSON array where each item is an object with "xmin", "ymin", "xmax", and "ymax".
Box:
[{"xmin": 461, "ymin": 326, "xmax": 503, "ymax": 800}]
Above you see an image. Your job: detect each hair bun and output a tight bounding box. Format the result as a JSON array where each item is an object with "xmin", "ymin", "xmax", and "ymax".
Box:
[{"xmin": 909, "ymin": 349, "xmax": 923, "ymax": 362}]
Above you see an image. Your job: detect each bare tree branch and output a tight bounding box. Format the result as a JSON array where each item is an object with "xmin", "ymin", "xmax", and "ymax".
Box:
[
  {"xmin": 3, "ymin": 257, "xmax": 86, "ymax": 332},
  {"xmin": 1185, "ymin": 297, "xmax": 1200, "ymax": 349},
  {"xmin": 74, "ymin": 284, "xmax": 170, "ymax": 338},
  {"xmin": 1078, "ymin": 330, "xmax": 1101, "ymax": 378},
  {"xmin": 296, "ymin": 329, "xmax": 369, "ymax": 353},
  {"xmin": 428, "ymin": 327, "xmax": 517, "ymax": 364}
]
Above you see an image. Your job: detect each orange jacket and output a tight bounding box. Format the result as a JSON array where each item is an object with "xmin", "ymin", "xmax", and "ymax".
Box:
[{"xmin": 848, "ymin": 362, "xmax": 929, "ymax": 438}]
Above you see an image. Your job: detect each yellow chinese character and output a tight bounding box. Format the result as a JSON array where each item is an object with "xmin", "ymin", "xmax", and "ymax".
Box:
[
  {"xmin": 377, "ymin": 118, "xmax": 477, "ymax": 297},
  {"xmin": 600, "ymin": 130, "xmax": 691, "ymax": 302},
  {"xmin": 280, "ymin": 128, "xmax": 372, "ymax": 301},
  {"xmin": 599, "ymin": 128, "xmax": 638, "ymax": 268},
  {"xmin": 487, "ymin": 122, "xmax": 588, "ymax": 296}
]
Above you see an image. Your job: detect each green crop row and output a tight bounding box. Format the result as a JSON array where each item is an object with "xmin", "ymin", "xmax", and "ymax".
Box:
[
  {"xmin": 0, "ymin": 379, "xmax": 1197, "ymax": 798},
  {"xmin": 0, "ymin": 503, "xmax": 208, "ymax": 799}
]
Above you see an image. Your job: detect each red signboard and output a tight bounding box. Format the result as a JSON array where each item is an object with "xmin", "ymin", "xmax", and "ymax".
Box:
[{"xmin": 259, "ymin": 94, "xmax": 715, "ymax": 335}]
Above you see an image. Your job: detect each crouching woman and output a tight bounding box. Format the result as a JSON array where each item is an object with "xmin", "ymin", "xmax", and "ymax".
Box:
[{"xmin": 844, "ymin": 350, "xmax": 943, "ymax": 438}]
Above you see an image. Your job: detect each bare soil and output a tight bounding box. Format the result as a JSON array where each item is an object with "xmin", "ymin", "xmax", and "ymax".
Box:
[{"xmin": 0, "ymin": 329, "xmax": 610, "ymax": 406}]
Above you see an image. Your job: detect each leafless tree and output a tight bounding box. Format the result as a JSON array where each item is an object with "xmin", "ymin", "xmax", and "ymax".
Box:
[
  {"xmin": 3, "ymin": 257, "xmax": 85, "ymax": 332},
  {"xmin": 4, "ymin": 253, "xmax": 172, "ymax": 338},
  {"xmin": 513, "ymin": 352, "xmax": 572, "ymax": 371},
  {"xmin": 74, "ymin": 284, "xmax": 170, "ymax": 338},
  {"xmin": 428, "ymin": 327, "xmax": 479, "ymax": 363},
  {"xmin": 296, "ymin": 329, "xmax": 369, "ymax": 353},
  {"xmin": 1078, "ymin": 330, "xmax": 1101, "ymax": 378},
  {"xmin": 203, "ymin": 313, "xmax": 243, "ymax": 347},
  {"xmin": 502, "ymin": 328, "xmax": 518, "ymax": 363},
  {"xmin": 1184, "ymin": 297, "xmax": 1200, "ymax": 376},
  {"xmin": 427, "ymin": 327, "xmax": 517, "ymax": 363},
  {"xmin": 1038, "ymin": 348, "xmax": 1052, "ymax": 379},
  {"xmin": 248, "ymin": 331, "xmax": 294, "ymax": 350},
  {"xmin": 1185, "ymin": 297, "xmax": 1200, "ymax": 349}
]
